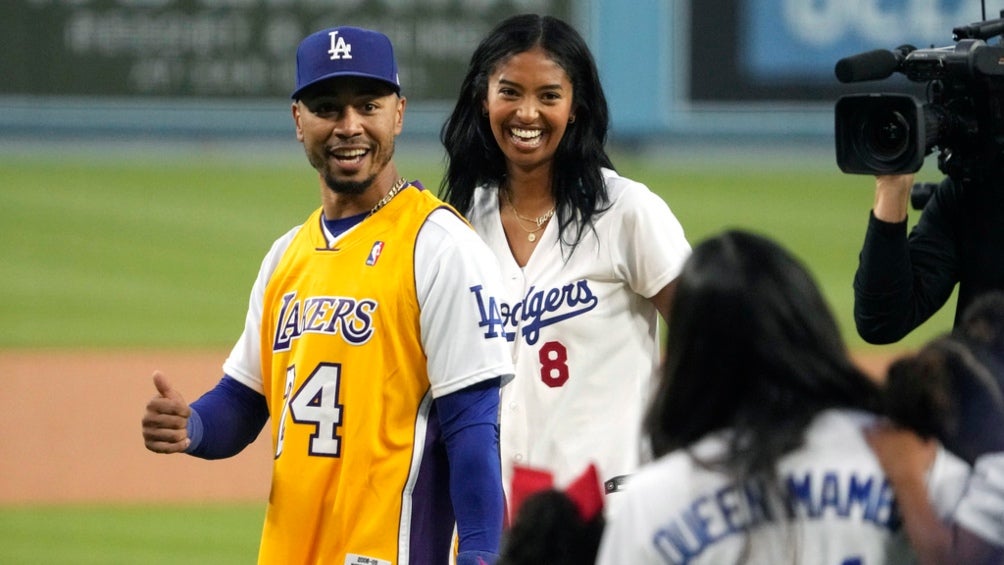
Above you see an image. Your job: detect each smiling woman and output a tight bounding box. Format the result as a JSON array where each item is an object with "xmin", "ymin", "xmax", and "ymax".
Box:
[
  {"xmin": 484, "ymin": 45, "xmax": 575, "ymax": 176},
  {"xmin": 439, "ymin": 13, "xmax": 693, "ymax": 520}
]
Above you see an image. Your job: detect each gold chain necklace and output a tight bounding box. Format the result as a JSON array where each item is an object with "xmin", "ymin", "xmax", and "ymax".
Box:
[
  {"xmin": 502, "ymin": 189, "xmax": 555, "ymax": 242},
  {"xmin": 369, "ymin": 177, "xmax": 407, "ymax": 217}
]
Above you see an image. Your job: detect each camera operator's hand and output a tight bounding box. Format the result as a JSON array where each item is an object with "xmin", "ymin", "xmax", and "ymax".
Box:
[{"xmin": 873, "ymin": 174, "xmax": 914, "ymax": 223}]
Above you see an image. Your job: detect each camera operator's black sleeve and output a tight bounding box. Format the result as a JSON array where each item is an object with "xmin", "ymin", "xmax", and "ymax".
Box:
[{"xmin": 853, "ymin": 182, "xmax": 960, "ymax": 344}]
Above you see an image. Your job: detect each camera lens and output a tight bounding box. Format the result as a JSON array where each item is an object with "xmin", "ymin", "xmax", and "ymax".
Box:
[
  {"xmin": 835, "ymin": 93, "xmax": 925, "ymax": 174},
  {"xmin": 859, "ymin": 109, "xmax": 911, "ymax": 162}
]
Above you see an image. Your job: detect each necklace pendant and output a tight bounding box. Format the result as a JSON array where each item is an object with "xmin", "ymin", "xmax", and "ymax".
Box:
[{"xmin": 528, "ymin": 232, "xmax": 536, "ymax": 242}]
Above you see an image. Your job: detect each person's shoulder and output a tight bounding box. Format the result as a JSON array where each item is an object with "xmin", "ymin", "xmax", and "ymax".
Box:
[
  {"xmin": 804, "ymin": 408, "xmax": 877, "ymax": 444},
  {"xmin": 278, "ymin": 223, "xmax": 303, "ymax": 242},
  {"xmin": 635, "ymin": 433, "xmax": 728, "ymax": 486},
  {"xmin": 602, "ymin": 167, "xmax": 644, "ymax": 195},
  {"xmin": 419, "ymin": 207, "xmax": 487, "ymax": 251},
  {"xmin": 251, "ymin": 223, "xmax": 305, "ymax": 284},
  {"xmin": 266, "ymin": 224, "xmax": 304, "ymax": 257},
  {"xmin": 464, "ymin": 182, "xmax": 498, "ymax": 222},
  {"xmin": 816, "ymin": 407, "xmax": 878, "ymax": 428},
  {"xmin": 616, "ymin": 438, "xmax": 728, "ymax": 514},
  {"xmin": 627, "ymin": 452, "xmax": 691, "ymax": 494},
  {"xmin": 976, "ymin": 451, "xmax": 1004, "ymax": 470},
  {"xmin": 781, "ymin": 409, "xmax": 884, "ymax": 470},
  {"xmin": 600, "ymin": 167, "xmax": 663, "ymax": 208},
  {"xmin": 969, "ymin": 452, "xmax": 1004, "ymax": 490}
]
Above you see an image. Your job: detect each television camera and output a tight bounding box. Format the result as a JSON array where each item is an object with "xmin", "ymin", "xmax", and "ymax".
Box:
[{"xmin": 834, "ymin": 11, "xmax": 1004, "ymax": 187}]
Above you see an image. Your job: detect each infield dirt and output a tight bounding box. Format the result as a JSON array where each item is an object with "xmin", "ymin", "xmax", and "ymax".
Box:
[
  {"xmin": 0, "ymin": 348, "xmax": 899, "ymax": 505},
  {"xmin": 0, "ymin": 349, "xmax": 271, "ymax": 505}
]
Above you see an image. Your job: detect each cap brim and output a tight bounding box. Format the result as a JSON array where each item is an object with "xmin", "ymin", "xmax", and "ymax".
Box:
[{"xmin": 291, "ymin": 72, "xmax": 400, "ymax": 99}]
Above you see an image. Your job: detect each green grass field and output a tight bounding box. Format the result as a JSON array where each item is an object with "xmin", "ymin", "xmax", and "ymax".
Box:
[
  {"xmin": 0, "ymin": 503, "xmax": 264, "ymax": 564},
  {"xmin": 0, "ymin": 141, "xmax": 955, "ymax": 351},
  {"xmin": 0, "ymin": 140, "xmax": 957, "ymax": 562}
]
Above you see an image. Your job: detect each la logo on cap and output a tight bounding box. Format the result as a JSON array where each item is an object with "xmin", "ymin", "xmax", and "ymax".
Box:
[
  {"xmin": 328, "ymin": 30, "xmax": 352, "ymax": 60},
  {"xmin": 292, "ymin": 26, "xmax": 400, "ymax": 99}
]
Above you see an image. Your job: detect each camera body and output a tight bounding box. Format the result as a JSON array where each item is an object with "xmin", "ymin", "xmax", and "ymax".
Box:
[{"xmin": 835, "ymin": 23, "xmax": 1004, "ymax": 180}]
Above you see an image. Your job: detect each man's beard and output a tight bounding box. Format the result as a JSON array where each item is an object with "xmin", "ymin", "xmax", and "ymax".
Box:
[
  {"xmin": 322, "ymin": 173, "xmax": 374, "ymax": 195},
  {"xmin": 313, "ymin": 139, "xmax": 395, "ymax": 196}
]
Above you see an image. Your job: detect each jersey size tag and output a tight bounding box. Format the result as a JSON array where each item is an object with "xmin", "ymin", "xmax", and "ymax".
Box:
[{"xmin": 345, "ymin": 553, "xmax": 391, "ymax": 565}]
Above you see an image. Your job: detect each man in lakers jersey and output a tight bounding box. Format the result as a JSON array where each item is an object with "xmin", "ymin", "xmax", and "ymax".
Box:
[{"xmin": 141, "ymin": 25, "xmax": 515, "ymax": 565}]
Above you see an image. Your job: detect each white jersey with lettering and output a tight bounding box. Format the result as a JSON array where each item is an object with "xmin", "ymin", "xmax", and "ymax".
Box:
[
  {"xmin": 596, "ymin": 409, "xmax": 972, "ymax": 565},
  {"xmin": 465, "ymin": 167, "xmax": 691, "ymax": 511}
]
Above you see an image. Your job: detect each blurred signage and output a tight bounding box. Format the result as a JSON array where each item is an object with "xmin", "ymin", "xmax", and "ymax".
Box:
[
  {"xmin": 1, "ymin": 0, "xmax": 572, "ymax": 99},
  {"xmin": 690, "ymin": 0, "xmax": 986, "ymax": 101}
]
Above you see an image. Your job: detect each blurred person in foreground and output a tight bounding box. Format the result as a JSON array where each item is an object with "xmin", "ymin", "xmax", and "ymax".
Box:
[
  {"xmin": 141, "ymin": 25, "xmax": 514, "ymax": 565},
  {"xmin": 866, "ymin": 291, "xmax": 1004, "ymax": 565},
  {"xmin": 596, "ymin": 229, "xmax": 971, "ymax": 564},
  {"xmin": 495, "ymin": 464, "xmax": 606, "ymax": 565},
  {"xmin": 440, "ymin": 13, "xmax": 691, "ymax": 516},
  {"xmin": 853, "ymin": 170, "xmax": 1004, "ymax": 344}
]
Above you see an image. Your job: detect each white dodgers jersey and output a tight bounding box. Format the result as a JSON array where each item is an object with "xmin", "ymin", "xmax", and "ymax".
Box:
[{"xmin": 466, "ymin": 168, "xmax": 691, "ymax": 509}]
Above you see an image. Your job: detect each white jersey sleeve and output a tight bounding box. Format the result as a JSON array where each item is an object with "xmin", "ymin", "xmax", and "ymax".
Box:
[
  {"xmin": 926, "ymin": 443, "xmax": 975, "ymax": 519},
  {"xmin": 953, "ymin": 452, "xmax": 1004, "ymax": 546},
  {"xmin": 601, "ymin": 168, "xmax": 690, "ymax": 298},
  {"xmin": 416, "ymin": 208, "xmax": 515, "ymax": 397}
]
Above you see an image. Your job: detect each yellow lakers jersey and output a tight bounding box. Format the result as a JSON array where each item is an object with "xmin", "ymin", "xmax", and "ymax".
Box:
[{"xmin": 257, "ymin": 187, "xmax": 457, "ymax": 565}]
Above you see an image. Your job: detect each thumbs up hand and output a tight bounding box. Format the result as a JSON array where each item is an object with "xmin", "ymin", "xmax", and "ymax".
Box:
[{"xmin": 141, "ymin": 371, "xmax": 192, "ymax": 454}]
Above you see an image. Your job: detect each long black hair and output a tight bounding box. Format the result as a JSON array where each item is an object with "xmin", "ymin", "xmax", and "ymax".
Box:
[
  {"xmin": 440, "ymin": 13, "xmax": 613, "ymax": 249},
  {"xmin": 645, "ymin": 230, "xmax": 883, "ymax": 480}
]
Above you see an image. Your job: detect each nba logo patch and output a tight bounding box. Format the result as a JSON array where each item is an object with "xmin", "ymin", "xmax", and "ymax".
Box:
[{"xmin": 366, "ymin": 241, "xmax": 385, "ymax": 266}]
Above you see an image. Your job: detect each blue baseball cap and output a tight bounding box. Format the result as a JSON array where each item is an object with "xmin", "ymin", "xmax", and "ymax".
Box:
[{"xmin": 292, "ymin": 26, "xmax": 401, "ymax": 99}]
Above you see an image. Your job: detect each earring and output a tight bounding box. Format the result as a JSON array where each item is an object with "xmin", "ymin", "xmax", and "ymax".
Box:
[{"xmin": 568, "ymin": 115, "xmax": 576, "ymax": 124}]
